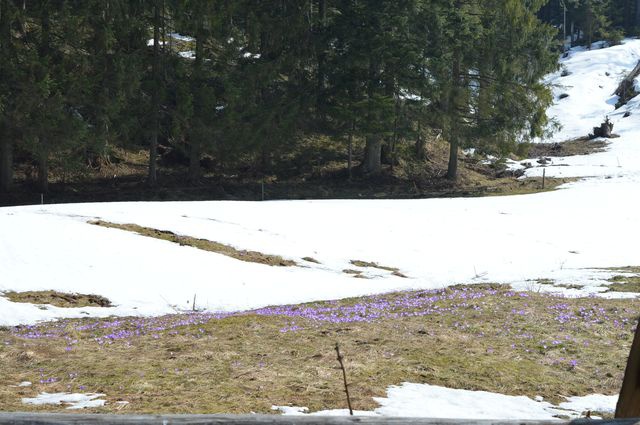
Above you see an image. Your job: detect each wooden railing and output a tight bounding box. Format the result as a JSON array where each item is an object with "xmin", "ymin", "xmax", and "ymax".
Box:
[{"xmin": 0, "ymin": 414, "xmax": 640, "ymax": 425}]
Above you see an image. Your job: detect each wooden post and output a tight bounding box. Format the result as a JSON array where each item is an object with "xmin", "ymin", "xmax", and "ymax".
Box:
[
  {"xmin": 542, "ymin": 168, "xmax": 546, "ymax": 190},
  {"xmin": 616, "ymin": 319, "xmax": 640, "ymax": 417}
]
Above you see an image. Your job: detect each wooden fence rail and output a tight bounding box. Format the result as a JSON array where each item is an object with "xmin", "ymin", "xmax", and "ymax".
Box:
[{"xmin": 0, "ymin": 414, "xmax": 640, "ymax": 425}]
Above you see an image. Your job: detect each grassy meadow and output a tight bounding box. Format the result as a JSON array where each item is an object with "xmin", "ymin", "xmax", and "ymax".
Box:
[{"xmin": 1, "ymin": 284, "xmax": 638, "ymax": 415}]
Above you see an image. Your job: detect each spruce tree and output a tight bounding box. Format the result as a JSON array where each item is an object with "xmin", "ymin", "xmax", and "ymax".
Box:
[
  {"xmin": 0, "ymin": 0, "xmax": 19, "ymax": 192},
  {"xmin": 430, "ymin": 0, "xmax": 557, "ymax": 180}
]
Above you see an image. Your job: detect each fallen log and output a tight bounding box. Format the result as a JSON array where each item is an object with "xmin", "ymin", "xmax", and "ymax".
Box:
[{"xmin": 614, "ymin": 60, "xmax": 640, "ymax": 108}]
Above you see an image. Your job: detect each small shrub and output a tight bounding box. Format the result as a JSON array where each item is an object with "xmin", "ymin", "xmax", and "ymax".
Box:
[{"xmin": 603, "ymin": 29, "xmax": 624, "ymax": 47}]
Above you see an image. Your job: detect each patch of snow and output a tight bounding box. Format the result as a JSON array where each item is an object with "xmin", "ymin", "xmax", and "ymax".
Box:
[
  {"xmin": 634, "ymin": 77, "xmax": 640, "ymax": 94},
  {"xmin": 178, "ymin": 51, "xmax": 195, "ymax": 60},
  {"xmin": 399, "ymin": 89, "xmax": 422, "ymax": 101},
  {"xmin": 18, "ymin": 381, "xmax": 32, "ymax": 387},
  {"xmin": 462, "ymin": 148, "xmax": 476, "ymax": 156},
  {"xmin": 168, "ymin": 33, "xmax": 194, "ymax": 43},
  {"xmin": 274, "ymin": 384, "xmax": 614, "ymax": 419},
  {"xmin": 559, "ymin": 394, "xmax": 618, "ymax": 414},
  {"xmin": 22, "ymin": 392, "xmax": 106, "ymax": 410},
  {"xmin": 146, "ymin": 39, "xmax": 167, "ymax": 47},
  {"xmin": 272, "ymin": 406, "xmax": 376, "ymax": 416},
  {"xmin": 271, "ymin": 406, "xmax": 308, "ymax": 415},
  {"xmin": 373, "ymin": 383, "xmax": 564, "ymax": 419}
]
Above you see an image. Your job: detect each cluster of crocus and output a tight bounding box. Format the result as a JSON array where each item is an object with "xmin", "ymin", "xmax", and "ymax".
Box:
[{"xmin": 10, "ymin": 287, "xmax": 638, "ymax": 360}]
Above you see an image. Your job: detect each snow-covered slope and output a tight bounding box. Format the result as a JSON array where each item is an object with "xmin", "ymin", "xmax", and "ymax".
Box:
[
  {"xmin": 2, "ymin": 40, "xmax": 640, "ymax": 326},
  {"xmin": 547, "ymin": 40, "xmax": 640, "ymax": 144},
  {"xmin": 518, "ymin": 39, "xmax": 640, "ymax": 181}
]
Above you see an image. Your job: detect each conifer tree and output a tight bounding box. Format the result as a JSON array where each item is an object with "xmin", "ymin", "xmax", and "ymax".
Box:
[
  {"xmin": 430, "ymin": 0, "xmax": 557, "ymax": 180},
  {"xmin": 0, "ymin": 0, "xmax": 20, "ymax": 192}
]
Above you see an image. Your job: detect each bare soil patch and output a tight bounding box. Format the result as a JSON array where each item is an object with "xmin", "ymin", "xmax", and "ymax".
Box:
[
  {"xmin": 3, "ymin": 291, "xmax": 111, "ymax": 308},
  {"xmin": 89, "ymin": 220, "xmax": 297, "ymax": 267}
]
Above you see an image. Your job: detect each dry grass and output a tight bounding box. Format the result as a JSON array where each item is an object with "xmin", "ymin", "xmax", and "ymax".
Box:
[
  {"xmin": 399, "ymin": 143, "xmax": 574, "ymax": 198},
  {"xmin": 481, "ymin": 176, "xmax": 574, "ymax": 196},
  {"xmin": 349, "ymin": 260, "xmax": 408, "ymax": 279},
  {"xmin": 605, "ymin": 267, "xmax": 640, "ymax": 293},
  {"xmin": 3, "ymin": 291, "xmax": 111, "ymax": 308},
  {"xmin": 1, "ymin": 285, "xmax": 637, "ymax": 414},
  {"xmin": 4, "ymin": 132, "xmax": 577, "ymax": 208},
  {"xmin": 89, "ymin": 221, "xmax": 297, "ymax": 267},
  {"xmin": 302, "ymin": 257, "xmax": 321, "ymax": 264},
  {"xmin": 527, "ymin": 138, "xmax": 609, "ymax": 158},
  {"xmin": 350, "ymin": 260, "xmax": 399, "ymax": 272}
]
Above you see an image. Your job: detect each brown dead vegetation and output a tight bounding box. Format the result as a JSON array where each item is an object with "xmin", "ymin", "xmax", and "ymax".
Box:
[
  {"xmin": 3, "ymin": 291, "xmax": 111, "ymax": 308},
  {"xmin": 605, "ymin": 267, "xmax": 640, "ymax": 293},
  {"xmin": 527, "ymin": 137, "xmax": 609, "ymax": 158},
  {"xmin": 4, "ymin": 135, "xmax": 574, "ymax": 207},
  {"xmin": 349, "ymin": 260, "xmax": 408, "ymax": 278},
  {"xmin": 89, "ymin": 221, "xmax": 297, "ymax": 267}
]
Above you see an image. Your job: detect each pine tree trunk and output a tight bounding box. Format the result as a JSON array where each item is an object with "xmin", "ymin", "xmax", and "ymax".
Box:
[
  {"xmin": 587, "ymin": 12, "xmax": 593, "ymax": 48},
  {"xmin": 447, "ymin": 45, "xmax": 462, "ymax": 181},
  {"xmin": 570, "ymin": 21, "xmax": 575, "ymax": 46},
  {"xmin": 362, "ymin": 56, "xmax": 383, "ymax": 175},
  {"xmin": 0, "ymin": 2, "xmax": 13, "ymax": 193},
  {"xmin": 316, "ymin": 0, "xmax": 327, "ymax": 111},
  {"xmin": 148, "ymin": 0, "xmax": 161, "ymax": 187},
  {"xmin": 446, "ymin": 131, "xmax": 459, "ymax": 181},
  {"xmin": 347, "ymin": 125, "xmax": 353, "ymax": 180},
  {"xmin": 415, "ymin": 100, "xmax": 426, "ymax": 160},
  {"xmin": 616, "ymin": 320, "xmax": 640, "ymax": 417},
  {"xmin": 361, "ymin": 135, "xmax": 382, "ymax": 175},
  {"xmin": 624, "ymin": 0, "xmax": 632, "ymax": 33},
  {"xmin": 188, "ymin": 16, "xmax": 204, "ymax": 184},
  {"xmin": 0, "ymin": 136, "xmax": 12, "ymax": 192},
  {"xmin": 188, "ymin": 142, "xmax": 201, "ymax": 183},
  {"xmin": 636, "ymin": 0, "xmax": 640, "ymax": 27},
  {"xmin": 415, "ymin": 121, "xmax": 426, "ymax": 160},
  {"xmin": 37, "ymin": 151, "xmax": 49, "ymax": 194}
]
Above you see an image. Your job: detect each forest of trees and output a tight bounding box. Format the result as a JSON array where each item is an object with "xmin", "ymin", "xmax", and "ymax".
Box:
[
  {"xmin": 539, "ymin": 0, "xmax": 640, "ymax": 48},
  {"xmin": 0, "ymin": 1, "xmax": 629, "ymax": 196}
]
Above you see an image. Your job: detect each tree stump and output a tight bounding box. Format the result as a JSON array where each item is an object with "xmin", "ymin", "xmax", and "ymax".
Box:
[
  {"xmin": 590, "ymin": 117, "xmax": 614, "ymax": 139},
  {"xmin": 615, "ymin": 318, "xmax": 640, "ymax": 417}
]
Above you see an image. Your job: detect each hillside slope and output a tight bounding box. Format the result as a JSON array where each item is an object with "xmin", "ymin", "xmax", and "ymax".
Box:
[{"xmin": 1, "ymin": 41, "xmax": 640, "ymax": 326}]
